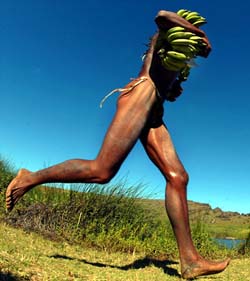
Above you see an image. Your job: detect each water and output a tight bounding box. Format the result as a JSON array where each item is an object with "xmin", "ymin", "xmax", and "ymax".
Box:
[{"xmin": 214, "ymin": 238, "xmax": 246, "ymax": 249}]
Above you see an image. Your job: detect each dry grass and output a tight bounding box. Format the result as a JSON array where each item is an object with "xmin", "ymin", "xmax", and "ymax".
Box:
[{"xmin": 1, "ymin": 222, "xmax": 249, "ymax": 281}]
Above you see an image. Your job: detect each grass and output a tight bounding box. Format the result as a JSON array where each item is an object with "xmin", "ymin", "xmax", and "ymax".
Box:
[
  {"xmin": 0, "ymin": 156, "xmax": 250, "ymax": 280},
  {"xmin": 208, "ymin": 223, "xmax": 250, "ymax": 239},
  {"xmin": 0, "ymin": 157, "xmax": 249, "ymax": 258},
  {"xmin": 3, "ymin": 181, "xmax": 237, "ymax": 259},
  {"xmin": 1, "ymin": 222, "xmax": 250, "ymax": 281},
  {"xmin": 3, "ymin": 181, "xmax": 172, "ymax": 253}
]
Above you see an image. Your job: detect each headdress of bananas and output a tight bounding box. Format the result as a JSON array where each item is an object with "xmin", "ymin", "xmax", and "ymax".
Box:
[{"xmin": 156, "ymin": 9, "xmax": 208, "ymax": 82}]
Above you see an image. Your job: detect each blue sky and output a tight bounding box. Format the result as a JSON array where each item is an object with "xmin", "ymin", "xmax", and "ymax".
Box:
[{"xmin": 1, "ymin": 0, "xmax": 250, "ymax": 214}]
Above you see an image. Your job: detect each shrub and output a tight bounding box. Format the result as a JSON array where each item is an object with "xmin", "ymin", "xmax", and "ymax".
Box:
[
  {"xmin": 238, "ymin": 230, "xmax": 250, "ymax": 256},
  {"xmin": 4, "ymin": 181, "xmax": 171, "ymax": 255},
  {"xmin": 0, "ymin": 156, "xmax": 15, "ymax": 192},
  {"xmin": 1, "ymin": 169, "xmax": 236, "ymax": 259},
  {"xmin": 191, "ymin": 217, "xmax": 234, "ymax": 259}
]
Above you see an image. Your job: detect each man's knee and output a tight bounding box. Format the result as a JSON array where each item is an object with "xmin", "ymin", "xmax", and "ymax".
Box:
[
  {"xmin": 92, "ymin": 163, "xmax": 117, "ymax": 184},
  {"xmin": 95, "ymin": 172, "xmax": 113, "ymax": 184},
  {"xmin": 167, "ymin": 169, "xmax": 189, "ymax": 187}
]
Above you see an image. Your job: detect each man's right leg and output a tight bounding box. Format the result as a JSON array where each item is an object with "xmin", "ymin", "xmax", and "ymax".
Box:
[{"xmin": 6, "ymin": 78, "xmax": 157, "ymax": 211}]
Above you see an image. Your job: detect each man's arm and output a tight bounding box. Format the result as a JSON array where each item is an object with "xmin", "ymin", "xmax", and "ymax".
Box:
[
  {"xmin": 155, "ymin": 10, "xmax": 205, "ymax": 35},
  {"xmin": 155, "ymin": 10, "xmax": 211, "ymax": 57}
]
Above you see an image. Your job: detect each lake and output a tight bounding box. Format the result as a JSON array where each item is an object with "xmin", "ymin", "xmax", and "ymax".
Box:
[{"xmin": 214, "ymin": 238, "xmax": 246, "ymax": 249}]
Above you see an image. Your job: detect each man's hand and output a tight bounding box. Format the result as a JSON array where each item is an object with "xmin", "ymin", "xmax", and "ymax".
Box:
[{"xmin": 199, "ymin": 36, "xmax": 211, "ymax": 58}]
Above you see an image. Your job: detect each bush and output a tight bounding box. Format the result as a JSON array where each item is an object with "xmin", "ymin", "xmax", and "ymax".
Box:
[
  {"xmin": 4, "ymin": 181, "xmax": 172, "ymax": 255},
  {"xmin": 191, "ymin": 217, "xmax": 229, "ymax": 258},
  {"xmin": 0, "ymin": 157, "xmax": 16, "ymax": 214},
  {"xmin": 238, "ymin": 230, "xmax": 250, "ymax": 256},
  {"xmin": 1, "ymin": 167, "xmax": 236, "ymax": 259},
  {"xmin": 0, "ymin": 156, "xmax": 15, "ymax": 192}
]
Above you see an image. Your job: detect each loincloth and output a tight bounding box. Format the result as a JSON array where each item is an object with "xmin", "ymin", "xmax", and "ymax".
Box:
[
  {"xmin": 100, "ymin": 76, "xmax": 164, "ymax": 128},
  {"xmin": 100, "ymin": 76, "xmax": 156, "ymax": 108},
  {"xmin": 145, "ymin": 94, "xmax": 164, "ymax": 128}
]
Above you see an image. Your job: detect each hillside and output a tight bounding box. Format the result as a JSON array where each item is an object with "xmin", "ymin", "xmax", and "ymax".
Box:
[
  {"xmin": 140, "ymin": 199, "xmax": 250, "ymax": 239},
  {"xmin": 1, "ymin": 156, "xmax": 249, "ymax": 240}
]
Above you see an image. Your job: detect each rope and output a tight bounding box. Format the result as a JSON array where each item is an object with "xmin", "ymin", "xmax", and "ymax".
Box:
[{"xmin": 99, "ymin": 76, "xmax": 155, "ymax": 108}]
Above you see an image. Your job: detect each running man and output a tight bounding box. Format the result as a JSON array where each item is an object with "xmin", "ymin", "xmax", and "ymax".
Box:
[{"xmin": 6, "ymin": 10, "xmax": 230, "ymax": 279}]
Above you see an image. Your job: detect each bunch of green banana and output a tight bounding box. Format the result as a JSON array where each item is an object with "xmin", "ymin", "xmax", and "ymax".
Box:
[
  {"xmin": 177, "ymin": 9, "xmax": 207, "ymax": 27},
  {"xmin": 157, "ymin": 26, "xmax": 206, "ymax": 72}
]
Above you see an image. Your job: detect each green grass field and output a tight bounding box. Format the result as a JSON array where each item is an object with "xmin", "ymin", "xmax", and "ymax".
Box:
[{"xmin": 0, "ymin": 222, "xmax": 250, "ymax": 281}]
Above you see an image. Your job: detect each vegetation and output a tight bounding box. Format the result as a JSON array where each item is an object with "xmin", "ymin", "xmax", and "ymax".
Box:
[
  {"xmin": 3, "ymin": 181, "xmax": 179, "ymax": 257},
  {"xmin": 0, "ymin": 222, "xmax": 250, "ymax": 281},
  {"xmin": 0, "ymin": 156, "xmax": 249, "ymax": 263},
  {"xmin": 0, "ymin": 156, "xmax": 15, "ymax": 194},
  {"xmin": 139, "ymin": 199, "xmax": 250, "ymax": 240}
]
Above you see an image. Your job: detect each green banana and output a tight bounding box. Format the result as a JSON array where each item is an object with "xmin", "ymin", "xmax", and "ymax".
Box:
[
  {"xmin": 187, "ymin": 15, "xmax": 203, "ymax": 23},
  {"xmin": 162, "ymin": 58, "xmax": 180, "ymax": 71},
  {"xmin": 171, "ymin": 38, "xmax": 198, "ymax": 46},
  {"xmin": 167, "ymin": 56, "xmax": 187, "ymax": 68},
  {"xmin": 172, "ymin": 46, "xmax": 197, "ymax": 59},
  {"xmin": 177, "ymin": 9, "xmax": 188, "ymax": 17},
  {"xmin": 167, "ymin": 51, "xmax": 187, "ymax": 61},
  {"xmin": 172, "ymin": 43, "xmax": 198, "ymax": 53},
  {"xmin": 186, "ymin": 44, "xmax": 198, "ymax": 53},
  {"xmin": 201, "ymin": 42, "xmax": 208, "ymax": 46},
  {"xmin": 167, "ymin": 31, "xmax": 194, "ymax": 42},
  {"xmin": 185, "ymin": 11, "xmax": 199, "ymax": 20},
  {"xmin": 157, "ymin": 49, "xmax": 165, "ymax": 60},
  {"xmin": 178, "ymin": 9, "xmax": 207, "ymax": 27},
  {"xmin": 181, "ymin": 11, "xmax": 190, "ymax": 18},
  {"xmin": 162, "ymin": 56, "xmax": 186, "ymax": 71},
  {"xmin": 166, "ymin": 26, "xmax": 186, "ymax": 37},
  {"xmin": 192, "ymin": 19, "xmax": 207, "ymax": 27},
  {"xmin": 189, "ymin": 35, "xmax": 203, "ymax": 42},
  {"xmin": 157, "ymin": 48, "xmax": 165, "ymax": 55}
]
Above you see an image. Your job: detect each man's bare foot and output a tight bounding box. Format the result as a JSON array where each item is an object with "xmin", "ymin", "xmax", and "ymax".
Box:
[
  {"xmin": 181, "ymin": 257, "xmax": 230, "ymax": 279},
  {"xmin": 6, "ymin": 168, "xmax": 32, "ymax": 212}
]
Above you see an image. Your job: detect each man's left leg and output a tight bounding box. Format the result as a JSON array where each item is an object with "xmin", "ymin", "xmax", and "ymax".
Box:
[{"xmin": 140, "ymin": 123, "xmax": 230, "ymax": 279}]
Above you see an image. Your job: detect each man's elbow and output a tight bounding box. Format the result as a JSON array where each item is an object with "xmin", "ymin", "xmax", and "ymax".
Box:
[{"xmin": 155, "ymin": 10, "xmax": 175, "ymax": 29}]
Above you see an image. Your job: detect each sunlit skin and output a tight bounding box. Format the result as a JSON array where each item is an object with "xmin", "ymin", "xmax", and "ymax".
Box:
[{"xmin": 6, "ymin": 10, "xmax": 229, "ymax": 279}]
